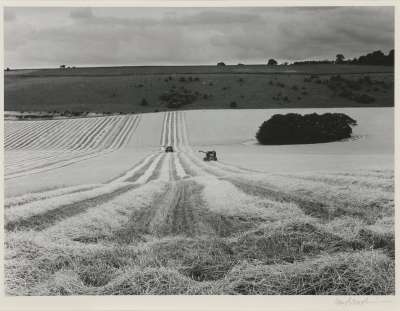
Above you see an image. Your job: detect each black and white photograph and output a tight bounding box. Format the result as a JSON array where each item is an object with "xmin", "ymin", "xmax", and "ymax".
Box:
[{"xmin": 2, "ymin": 0, "xmax": 397, "ymax": 304}]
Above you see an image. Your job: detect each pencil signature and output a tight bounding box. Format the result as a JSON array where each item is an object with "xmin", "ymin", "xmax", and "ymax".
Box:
[{"xmin": 335, "ymin": 297, "xmax": 392, "ymax": 305}]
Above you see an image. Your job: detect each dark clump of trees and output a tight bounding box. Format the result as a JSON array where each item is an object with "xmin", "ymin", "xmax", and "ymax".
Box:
[
  {"xmin": 256, "ymin": 113, "xmax": 357, "ymax": 145},
  {"xmin": 349, "ymin": 50, "xmax": 394, "ymax": 66},
  {"xmin": 292, "ymin": 49, "xmax": 394, "ymax": 66},
  {"xmin": 159, "ymin": 87, "xmax": 199, "ymax": 109},
  {"xmin": 267, "ymin": 59, "xmax": 278, "ymax": 66}
]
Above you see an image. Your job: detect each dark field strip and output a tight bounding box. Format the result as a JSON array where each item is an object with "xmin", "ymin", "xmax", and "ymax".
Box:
[{"xmin": 5, "ymin": 184, "xmax": 139, "ymax": 232}]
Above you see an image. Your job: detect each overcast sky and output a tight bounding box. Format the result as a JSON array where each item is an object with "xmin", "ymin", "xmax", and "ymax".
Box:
[{"xmin": 4, "ymin": 6, "xmax": 394, "ymax": 69}]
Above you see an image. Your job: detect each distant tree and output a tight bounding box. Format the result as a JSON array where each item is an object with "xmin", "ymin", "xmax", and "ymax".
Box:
[
  {"xmin": 60, "ymin": 64, "xmax": 66, "ymax": 69},
  {"xmin": 140, "ymin": 98, "xmax": 148, "ymax": 106},
  {"xmin": 335, "ymin": 54, "xmax": 345, "ymax": 64},
  {"xmin": 5, "ymin": 67, "xmax": 10, "ymax": 71},
  {"xmin": 267, "ymin": 59, "xmax": 278, "ymax": 66},
  {"xmin": 230, "ymin": 101, "xmax": 238, "ymax": 108},
  {"xmin": 217, "ymin": 62, "xmax": 226, "ymax": 67},
  {"xmin": 387, "ymin": 49, "xmax": 394, "ymax": 66},
  {"xmin": 237, "ymin": 63, "xmax": 244, "ymax": 66}
]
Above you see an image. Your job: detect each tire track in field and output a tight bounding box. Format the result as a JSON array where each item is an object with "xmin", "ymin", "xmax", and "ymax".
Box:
[
  {"xmin": 5, "ymin": 153, "xmax": 166, "ymax": 232},
  {"xmin": 5, "ymin": 113, "xmax": 170, "ymax": 231},
  {"xmin": 107, "ymin": 110, "xmax": 255, "ymax": 242},
  {"xmin": 174, "ymin": 111, "xmax": 342, "ymax": 222}
]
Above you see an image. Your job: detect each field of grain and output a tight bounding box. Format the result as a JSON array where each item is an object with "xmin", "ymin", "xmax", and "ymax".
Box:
[{"xmin": 4, "ymin": 108, "xmax": 394, "ymax": 295}]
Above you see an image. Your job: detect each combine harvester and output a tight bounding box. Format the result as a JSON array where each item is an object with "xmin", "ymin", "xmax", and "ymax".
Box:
[{"xmin": 198, "ymin": 150, "xmax": 218, "ymax": 161}]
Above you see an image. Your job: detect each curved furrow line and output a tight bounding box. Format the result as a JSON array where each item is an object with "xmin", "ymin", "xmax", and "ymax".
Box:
[
  {"xmin": 5, "ymin": 150, "xmax": 93, "ymax": 175},
  {"xmin": 41, "ymin": 118, "xmax": 91, "ymax": 150},
  {"xmin": 5, "ymin": 120, "xmax": 29, "ymax": 134},
  {"xmin": 88, "ymin": 116, "xmax": 123, "ymax": 150},
  {"xmin": 28, "ymin": 118, "xmax": 79, "ymax": 150},
  {"xmin": 6, "ymin": 151, "xmax": 75, "ymax": 172},
  {"xmin": 176, "ymin": 112, "xmax": 332, "ymax": 221},
  {"xmin": 6, "ymin": 120, "xmax": 58, "ymax": 150},
  {"xmin": 77, "ymin": 116, "xmax": 114, "ymax": 150},
  {"xmin": 166, "ymin": 112, "xmax": 171, "ymax": 146},
  {"xmin": 274, "ymin": 173, "xmax": 394, "ymax": 192},
  {"xmin": 63, "ymin": 117, "xmax": 102, "ymax": 149},
  {"xmin": 34, "ymin": 177, "xmax": 171, "ymax": 246},
  {"xmin": 11, "ymin": 120, "xmax": 62, "ymax": 150},
  {"xmin": 160, "ymin": 112, "xmax": 168, "ymax": 147},
  {"xmin": 111, "ymin": 152, "xmax": 161, "ymax": 183},
  {"xmin": 5, "ymin": 152, "xmax": 167, "ymax": 232},
  {"xmin": 173, "ymin": 153, "xmax": 188, "ymax": 180},
  {"xmin": 5, "ymin": 120, "xmax": 46, "ymax": 148},
  {"xmin": 106, "ymin": 116, "xmax": 132, "ymax": 149},
  {"xmin": 97, "ymin": 116, "xmax": 127, "ymax": 150},
  {"xmin": 4, "ymin": 149, "xmax": 110, "ymax": 180},
  {"xmin": 4, "ymin": 184, "xmax": 102, "ymax": 209},
  {"xmin": 120, "ymin": 115, "xmax": 142, "ymax": 149},
  {"xmin": 183, "ymin": 139, "xmax": 394, "ymax": 217},
  {"xmin": 109, "ymin": 115, "xmax": 136, "ymax": 150},
  {"xmin": 7, "ymin": 151, "xmax": 160, "ymax": 209},
  {"xmin": 182, "ymin": 136, "xmax": 391, "ymax": 224},
  {"xmin": 116, "ymin": 116, "xmax": 138, "ymax": 149},
  {"xmin": 49, "ymin": 118, "xmax": 90, "ymax": 149},
  {"xmin": 69, "ymin": 117, "xmax": 107, "ymax": 150},
  {"xmin": 88, "ymin": 115, "xmax": 125, "ymax": 150},
  {"xmin": 74, "ymin": 116, "xmax": 112, "ymax": 150},
  {"xmin": 164, "ymin": 112, "xmax": 171, "ymax": 147},
  {"xmin": 5, "ymin": 121, "xmax": 38, "ymax": 142},
  {"xmin": 172, "ymin": 112, "xmax": 177, "ymax": 150},
  {"xmin": 5, "ymin": 115, "xmax": 138, "ymax": 178},
  {"xmin": 5, "ymin": 149, "xmax": 65, "ymax": 166}
]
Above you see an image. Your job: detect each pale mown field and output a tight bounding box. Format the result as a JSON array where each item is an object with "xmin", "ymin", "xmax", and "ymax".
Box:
[{"xmin": 4, "ymin": 108, "xmax": 394, "ymax": 295}]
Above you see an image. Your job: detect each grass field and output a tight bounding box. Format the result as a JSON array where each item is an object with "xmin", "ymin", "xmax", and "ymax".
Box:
[
  {"xmin": 4, "ymin": 108, "xmax": 394, "ymax": 295},
  {"xmin": 5, "ymin": 64, "xmax": 394, "ymax": 114}
]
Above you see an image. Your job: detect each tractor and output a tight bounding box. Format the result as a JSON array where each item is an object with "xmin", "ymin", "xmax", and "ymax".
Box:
[
  {"xmin": 165, "ymin": 146, "xmax": 174, "ymax": 153},
  {"xmin": 199, "ymin": 150, "xmax": 218, "ymax": 161}
]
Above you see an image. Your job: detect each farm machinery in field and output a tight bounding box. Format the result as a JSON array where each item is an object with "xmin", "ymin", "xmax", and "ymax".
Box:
[
  {"xmin": 199, "ymin": 150, "xmax": 218, "ymax": 161},
  {"xmin": 165, "ymin": 146, "xmax": 174, "ymax": 152}
]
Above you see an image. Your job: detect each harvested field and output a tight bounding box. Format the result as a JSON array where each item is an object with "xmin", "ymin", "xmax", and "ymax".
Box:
[{"xmin": 4, "ymin": 108, "xmax": 394, "ymax": 295}]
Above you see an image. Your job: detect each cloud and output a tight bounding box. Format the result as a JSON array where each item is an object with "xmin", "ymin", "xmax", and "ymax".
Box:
[{"xmin": 3, "ymin": 6, "xmax": 394, "ymax": 68}]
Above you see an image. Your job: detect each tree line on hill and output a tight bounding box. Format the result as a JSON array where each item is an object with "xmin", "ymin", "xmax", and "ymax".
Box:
[
  {"xmin": 216, "ymin": 49, "xmax": 394, "ymax": 67},
  {"xmin": 292, "ymin": 50, "xmax": 394, "ymax": 66}
]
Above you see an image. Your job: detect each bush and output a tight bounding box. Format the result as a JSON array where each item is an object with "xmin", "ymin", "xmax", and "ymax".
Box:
[
  {"xmin": 230, "ymin": 101, "xmax": 238, "ymax": 108},
  {"xmin": 256, "ymin": 113, "xmax": 357, "ymax": 145},
  {"xmin": 159, "ymin": 87, "xmax": 199, "ymax": 109},
  {"xmin": 140, "ymin": 98, "xmax": 148, "ymax": 106}
]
